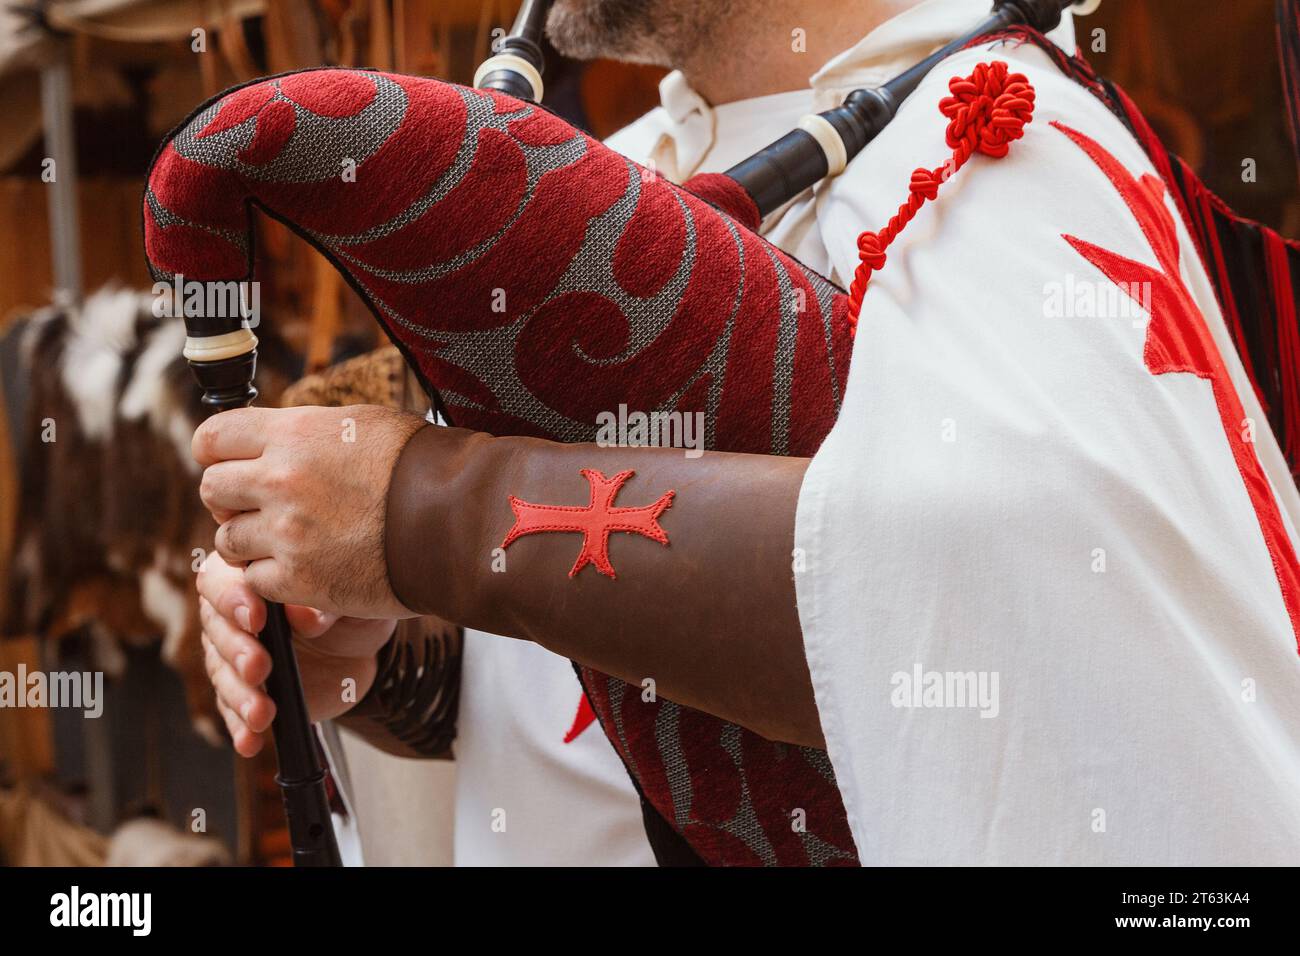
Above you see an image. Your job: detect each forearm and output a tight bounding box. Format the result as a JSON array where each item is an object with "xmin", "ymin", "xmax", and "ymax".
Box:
[{"xmin": 385, "ymin": 425, "xmax": 822, "ymax": 747}]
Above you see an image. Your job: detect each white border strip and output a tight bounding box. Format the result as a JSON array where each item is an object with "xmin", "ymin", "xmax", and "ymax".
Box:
[
  {"xmin": 183, "ymin": 327, "xmax": 258, "ymax": 362},
  {"xmin": 798, "ymin": 114, "xmax": 849, "ymax": 178},
  {"xmin": 474, "ymin": 53, "xmax": 544, "ymax": 102}
]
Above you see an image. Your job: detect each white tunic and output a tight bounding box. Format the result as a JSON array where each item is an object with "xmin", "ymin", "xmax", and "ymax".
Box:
[
  {"xmin": 453, "ymin": 637, "xmax": 654, "ymax": 865},
  {"xmin": 789, "ymin": 14, "xmax": 1300, "ymax": 862}
]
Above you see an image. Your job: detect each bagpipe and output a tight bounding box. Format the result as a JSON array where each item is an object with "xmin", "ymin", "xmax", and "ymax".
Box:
[{"xmin": 143, "ymin": 0, "xmax": 1300, "ymax": 865}]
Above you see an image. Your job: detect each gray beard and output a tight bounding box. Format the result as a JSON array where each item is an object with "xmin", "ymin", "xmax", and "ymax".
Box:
[{"xmin": 546, "ymin": 0, "xmax": 735, "ymax": 66}]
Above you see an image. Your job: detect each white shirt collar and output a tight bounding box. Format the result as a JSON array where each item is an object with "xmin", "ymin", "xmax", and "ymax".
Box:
[
  {"xmin": 642, "ymin": 0, "xmax": 1076, "ymax": 180},
  {"xmin": 810, "ymin": 0, "xmax": 1075, "ymax": 100}
]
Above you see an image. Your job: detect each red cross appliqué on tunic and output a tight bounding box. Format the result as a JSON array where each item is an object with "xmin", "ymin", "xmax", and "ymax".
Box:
[{"xmin": 1055, "ymin": 120, "xmax": 1300, "ymax": 649}]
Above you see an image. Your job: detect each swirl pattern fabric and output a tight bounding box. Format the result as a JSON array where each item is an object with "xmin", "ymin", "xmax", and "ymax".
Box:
[{"xmin": 143, "ymin": 67, "xmax": 858, "ymax": 865}]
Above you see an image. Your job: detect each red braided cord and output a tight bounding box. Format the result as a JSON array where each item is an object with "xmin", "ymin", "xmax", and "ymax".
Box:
[{"xmin": 846, "ymin": 61, "xmax": 1036, "ymax": 327}]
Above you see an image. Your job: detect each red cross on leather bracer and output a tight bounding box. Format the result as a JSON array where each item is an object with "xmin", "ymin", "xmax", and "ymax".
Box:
[{"xmin": 502, "ymin": 469, "xmax": 675, "ymax": 578}]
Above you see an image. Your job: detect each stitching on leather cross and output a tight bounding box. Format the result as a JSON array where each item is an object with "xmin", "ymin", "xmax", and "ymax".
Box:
[{"xmin": 501, "ymin": 468, "xmax": 675, "ymax": 578}]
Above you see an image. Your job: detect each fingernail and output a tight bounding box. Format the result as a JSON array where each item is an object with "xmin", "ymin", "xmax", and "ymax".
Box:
[
  {"xmin": 235, "ymin": 605, "xmax": 251, "ymax": 631},
  {"xmin": 235, "ymin": 652, "xmax": 248, "ymax": 677},
  {"xmin": 240, "ymin": 701, "xmax": 252, "ymax": 722}
]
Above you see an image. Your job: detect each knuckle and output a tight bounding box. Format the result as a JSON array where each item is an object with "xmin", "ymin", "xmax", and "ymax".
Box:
[
  {"xmin": 217, "ymin": 522, "xmax": 242, "ymax": 559},
  {"xmin": 202, "ymin": 641, "xmax": 220, "ymax": 680},
  {"xmin": 192, "ymin": 424, "xmax": 213, "ymax": 460},
  {"xmin": 281, "ymin": 408, "xmax": 309, "ymax": 439},
  {"xmin": 198, "ymin": 469, "xmax": 218, "ymax": 504},
  {"xmin": 274, "ymin": 510, "xmax": 302, "ymax": 544},
  {"xmin": 213, "ymin": 525, "xmax": 230, "ymax": 558},
  {"xmin": 266, "ymin": 464, "xmax": 296, "ymax": 493}
]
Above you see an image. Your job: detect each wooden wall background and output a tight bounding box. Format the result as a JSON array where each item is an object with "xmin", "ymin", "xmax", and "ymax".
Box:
[{"xmin": 1088, "ymin": 0, "xmax": 1300, "ymax": 234}]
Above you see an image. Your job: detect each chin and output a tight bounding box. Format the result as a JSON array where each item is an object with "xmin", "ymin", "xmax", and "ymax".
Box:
[{"xmin": 546, "ymin": 0, "xmax": 665, "ymax": 64}]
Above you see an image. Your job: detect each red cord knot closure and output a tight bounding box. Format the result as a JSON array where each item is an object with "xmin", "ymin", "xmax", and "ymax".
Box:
[
  {"xmin": 846, "ymin": 61, "xmax": 1036, "ymax": 329},
  {"xmin": 909, "ymin": 168, "xmax": 943, "ymax": 201},
  {"xmin": 940, "ymin": 60, "xmax": 1036, "ymax": 160},
  {"xmin": 857, "ymin": 231, "xmax": 888, "ymax": 270}
]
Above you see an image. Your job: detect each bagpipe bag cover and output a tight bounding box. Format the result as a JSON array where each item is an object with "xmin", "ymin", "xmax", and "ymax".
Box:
[{"xmin": 144, "ymin": 68, "xmax": 859, "ymax": 865}]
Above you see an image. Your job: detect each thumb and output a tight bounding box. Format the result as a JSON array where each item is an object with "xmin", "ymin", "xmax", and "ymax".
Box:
[{"xmin": 284, "ymin": 604, "xmax": 338, "ymax": 640}]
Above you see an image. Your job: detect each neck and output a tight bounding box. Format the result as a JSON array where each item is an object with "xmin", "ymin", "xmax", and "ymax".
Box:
[{"xmin": 679, "ymin": 0, "xmax": 920, "ymax": 105}]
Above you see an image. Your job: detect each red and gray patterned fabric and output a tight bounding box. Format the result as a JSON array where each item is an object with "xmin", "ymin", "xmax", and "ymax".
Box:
[
  {"xmin": 143, "ymin": 68, "xmax": 858, "ymax": 866},
  {"xmin": 144, "ymin": 69, "xmax": 852, "ymax": 455}
]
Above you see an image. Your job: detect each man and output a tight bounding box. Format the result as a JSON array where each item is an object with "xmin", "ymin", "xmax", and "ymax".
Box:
[{"xmin": 198, "ymin": 0, "xmax": 1300, "ymax": 863}]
